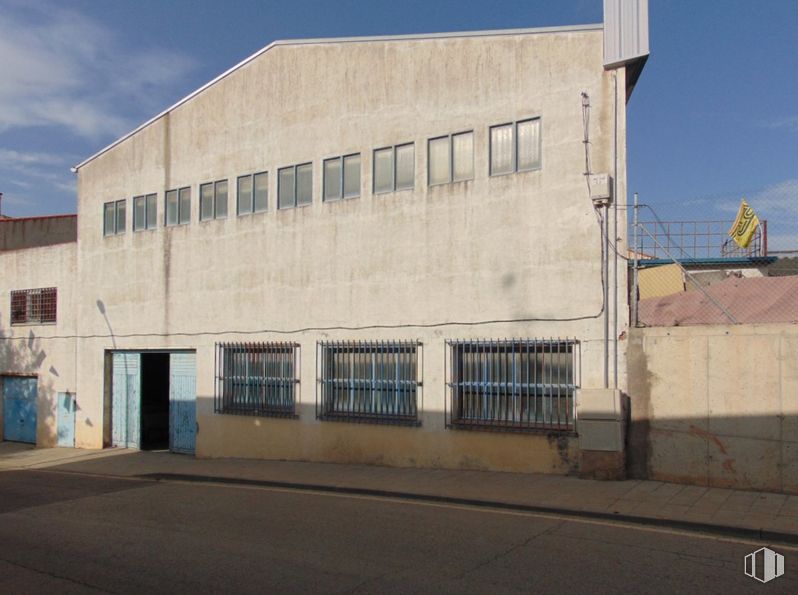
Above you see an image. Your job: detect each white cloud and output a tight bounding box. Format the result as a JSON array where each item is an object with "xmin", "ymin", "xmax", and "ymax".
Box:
[
  {"xmin": 0, "ymin": 149, "xmax": 65, "ymax": 168},
  {"xmin": 0, "ymin": 1, "xmax": 195, "ymax": 142},
  {"xmin": 749, "ymin": 179, "xmax": 798, "ymax": 216},
  {"xmin": 766, "ymin": 115, "xmax": 798, "ymax": 133}
]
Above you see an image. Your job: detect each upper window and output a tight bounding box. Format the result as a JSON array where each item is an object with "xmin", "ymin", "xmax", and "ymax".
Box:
[
  {"xmin": 428, "ymin": 131, "xmax": 474, "ymax": 186},
  {"xmin": 10, "ymin": 288, "xmax": 57, "ymax": 325},
  {"xmin": 278, "ymin": 163, "xmax": 313, "ymax": 209},
  {"xmin": 165, "ymin": 187, "xmax": 191, "ymax": 227},
  {"xmin": 214, "ymin": 342, "xmax": 299, "ymax": 418},
  {"xmin": 373, "ymin": 143, "xmax": 414, "ymax": 194},
  {"xmin": 133, "ymin": 193, "xmax": 158, "ymax": 231},
  {"xmin": 489, "ymin": 118, "xmax": 541, "ymax": 176},
  {"xmin": 103, "ymin": 200, "xmax": 126, "ymax": 236},
  {"xmin": 237, "ymin": 172, "xmax": 269, "ymax": 216},
  {"xmin": 446, "ymin": 338, "xmax": 577, "ymax": 432},
  {"xmin": 323, "ymin": 154, "xmax": 360, "ymax": 202},
  {"xmin": 200, "ymin": 180, "xmax": 228, "ymax": 221},
  {"xmin": 317, "ymin": 341, "xmax": 420, "ymax": 426}
]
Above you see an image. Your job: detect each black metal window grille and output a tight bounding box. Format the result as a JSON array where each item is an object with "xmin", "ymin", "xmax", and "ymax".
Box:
[
  {"xmin": 446, "ymin": 339, "xmax": 578, "ymax": 432},
  {"xmin": 214, "ymin": 342, "xmax": 299, "ymax": 418},
  {"xmin": 317, "ymin": 341, "xmax": 421, "ymax": 425},
  {"xmin": 10, "ymin": 288, "xmax": 57, "ymax": 325}
]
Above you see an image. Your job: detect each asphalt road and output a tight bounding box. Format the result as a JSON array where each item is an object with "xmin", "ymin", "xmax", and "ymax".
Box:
[{"xmin": 0, "ymin": 470, "xmax": 795, "ymax": 594}]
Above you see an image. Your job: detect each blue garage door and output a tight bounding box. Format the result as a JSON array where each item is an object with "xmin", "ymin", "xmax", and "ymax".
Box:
[
  {"xmin": 112, "ymin": 353, "xmax": 141, "ymax": 448},
  {"xmin": 3, "ymin": 376, "xmax": 38, "ymax": 444},
  {"xmin": 169, "ymin": 353, "xmax": 196, "ymax": 454}
]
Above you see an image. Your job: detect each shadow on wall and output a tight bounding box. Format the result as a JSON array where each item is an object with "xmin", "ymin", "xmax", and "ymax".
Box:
[{"xmin": 0, "ymin": 319, "xmax": 59, "ymax": 446}]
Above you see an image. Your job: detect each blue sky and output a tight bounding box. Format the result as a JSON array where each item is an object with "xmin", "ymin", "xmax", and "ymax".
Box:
[{"xmin": 1, "ymin": 0, "xmax": 796, "ymax": 246}]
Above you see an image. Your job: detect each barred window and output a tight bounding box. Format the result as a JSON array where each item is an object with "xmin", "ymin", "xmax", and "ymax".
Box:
[
  {"xmin": 446, "ymin": 339, "xmax": 577, "ymax": 431},
  {"xmin": 10, "ymin": 288, "xmax": 57, "ymax": 325},
  {"xmin": 317, "ymin": 341, "xmax": 420, "ymax": 425},
  {"xmin": 214, "ymin": 343, "xmax": 299, "ymax": 417}
]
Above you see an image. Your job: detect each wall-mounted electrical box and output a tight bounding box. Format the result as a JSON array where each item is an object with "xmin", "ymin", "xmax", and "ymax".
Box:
[{"xmin": 589, "ymin": 173, "xmax": 613, "ymax": 206}]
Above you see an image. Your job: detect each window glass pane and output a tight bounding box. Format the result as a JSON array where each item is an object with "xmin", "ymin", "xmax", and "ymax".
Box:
[
  {"xmin": 517, "ymin": 118, "xmax": 541, "ymax": 171},
  {"xmin": 452, "ymin": 131, "xmax": 474, "ymax": 181},
  {"xmin": 215, "ymin": 180, "xmax": 228, "ymax": 218},
  {"xmin": 104, "ymin": 203, "xmax": 115, "ymax": 235},
  {"xmin": 278, "ymin": 167, "xmax": 295, "ymax": 209},
  {"xmin": 323, "ymin": 158, "xmax": 342, "ymax": 201},
  {"xmin": 200, "ymin": 183, "xmax": 214, "ymax": 220},
  {"xmin": 490, "ymin": 124, "xmax": 513, "ymax": 175},
  {"xmin": 428, "ymin": 136, "xmax": 450, "ymax": 185},
  {"xmin": 373, "ymin": 148, "xmax": 393, "ymax": 193},
  {"xmin": 165, "ymin": 190, "xmax": 178, "ymax": 226},
  {"xmin": 133, "ymin": 196, "xmax": 145, "ymax": 231},
  {"xmin": 343, "ymin": 154, "xmax": 360, "ymax": 198},
  {"xmin": 253, "ymin": 172, "xmax": 268, "ymax": 212},
  {"xmin": 237, "ymin": 175, "xmax": 253, "ymax": 215},
  {"xmin": 395, "ymin": 143, "xmax": 414, "ymax": 190},
  {"xmin": 146, "ymin": 194, "xmax": 157, "ymax": 229},
  {"xmin": 116, "ymin": 200, "xmax": 126, "ymax": 233},
  {"xmin": 296, "ymin": 163, "xmax": 313, "ymax": 206},
  {"xmin": 178, "ymin": 187, "xmax": 191, "ymax": 224}
]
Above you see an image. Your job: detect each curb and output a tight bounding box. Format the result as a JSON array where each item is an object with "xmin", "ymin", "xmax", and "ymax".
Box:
[{"xmin": 139, "ymin": 472, "xmax": 798, "ymax": 547}]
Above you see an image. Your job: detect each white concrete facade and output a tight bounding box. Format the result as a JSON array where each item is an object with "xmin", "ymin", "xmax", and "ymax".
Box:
[{"xmin": 2, "ymin": 25, "xmax": 634, "ymax": 474}]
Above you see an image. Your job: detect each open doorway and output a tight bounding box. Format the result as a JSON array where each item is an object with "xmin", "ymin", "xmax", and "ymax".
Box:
[{"xmin": 140, "ymin": 353, "xmax": 169, "ymax": 450}]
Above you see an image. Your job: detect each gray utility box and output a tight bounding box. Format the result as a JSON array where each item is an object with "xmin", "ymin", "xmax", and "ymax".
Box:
[{"xmin": 576, "ymin": 388, "xmax": 627, "ymax": 452}]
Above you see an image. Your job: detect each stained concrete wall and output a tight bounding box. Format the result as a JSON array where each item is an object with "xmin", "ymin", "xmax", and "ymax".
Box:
[
  {"xmin": 0, "ymin": 215, "xmax": 78, "ymax": 251},
  {"xmin": 627, "ymin": 324, "xmax": 798, "ymax": 493},
  {"xmin": 0, "ymin": 242, "xmax": 78, "ymax": 446},
  {"xmin": 67, "ymin": 28, "xmax": 630, "ymax": 472}
]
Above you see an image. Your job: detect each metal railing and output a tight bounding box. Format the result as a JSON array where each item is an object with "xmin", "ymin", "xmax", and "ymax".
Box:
[
  {"xmin": 316, "ymin": 341, "xmax": 421, "ymax": 426},
  {"xmin": 214, "ymin": 342, "xmax": 299, "ymax": 417},
  {"xmin": 445, "ymin": 338, "xmax": 579, "ymax": 432},
  {"xmin": 635, "ymin": 219, "xmax": 767, "ymax": 260},
  {"xmin": 10, "ymin": 287, "xmax": 57, "ymax": 325}
]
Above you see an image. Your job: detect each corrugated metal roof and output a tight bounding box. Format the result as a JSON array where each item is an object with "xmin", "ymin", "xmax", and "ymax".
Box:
[{"xmin": 72, "ymin": 23, "xmax": 602, "ymax": 172}]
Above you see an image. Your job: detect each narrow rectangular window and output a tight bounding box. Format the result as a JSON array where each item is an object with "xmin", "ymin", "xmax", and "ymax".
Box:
[
  {"xmin": 517, "ymin": 118, "xmax": 541, "ymax": 171},
  {"xmin": 145, "ymin": 193, "xmax": 157, "ymax": 229},
  {"xmin": 214, "ymin": 180, "xmax": 228, "ymax": 218},
  {"xmin": 452, "ymin": 131, "xmax": 474, "ymax": 181},
  {"xmin": 104, "ymin": 202, "xmax": 116, "ymax": 236},
  {"xmin": 214, "ymin": 342, "xmax": 299, "ymax": 418},
  {"xmin": 428, "ymin": 136, "xmax": 450, "ymax": 186},
  {"xmin": 253, "ymin": 172, "xmax": 268, "ymax": 212},
  {"xmin": 278, "ymin": 166, "xmax": 295, "ymax": 209},
  {"xmin": 115, "ymin": 199, "xmax": 126, "ymax": 233},
  {"xmin": 490, "ymin": 123, "xmax": 514, "ymax": 176},
  {"xmin": 133, "ymin": 195, "xmax": 146, "ymax": 231},
  {"xmin": 200, "ymin": 183, "xmax": 214, "ymax": 220},
  {"xmin": 165, "ymin": 190, "xmax": 179, "ymax": 226},
  {"xmin": 317, "ymin": 341, "xmax": 420, "ymax": 426},
  {"xmin": 237, "ymin": 175, "xmax": 253, "ymax": 215},
  {"xmin": 323, "ymin": 157, "xmax": 342, "ymax": 201},
  {"xmin": 373, "ymin": 147, "xmax": 393, "ymax": 194},
  {"xmin": 343, "ymin": 154, "xmax": 360, "ymax": 199},
  {"xmin": 178, "ymin": 187, "xmax": 191, "ymax": 224},
  {"xmin": 395, "ymin": 143, "xmax": 414, "ymax": 190},
  {"xmin": 296, "ymin": 163, "xmax": 312, "ymax": 206}
]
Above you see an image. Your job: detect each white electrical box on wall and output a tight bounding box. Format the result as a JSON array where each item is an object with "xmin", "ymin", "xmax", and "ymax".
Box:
[{"xmin": 589, "ymin": 173, "xmax": 613, "ymax": 206}]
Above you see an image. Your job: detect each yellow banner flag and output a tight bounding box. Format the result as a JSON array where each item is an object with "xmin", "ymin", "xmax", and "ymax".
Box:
[{"xmin": 728, "ymin": 199, "xmax": 760, "ymax": 249}]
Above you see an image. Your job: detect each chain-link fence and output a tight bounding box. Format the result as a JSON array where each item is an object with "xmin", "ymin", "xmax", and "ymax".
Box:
[{"xmin": 628, "ymin": 181, "xmax": 798, "ymax": 327}]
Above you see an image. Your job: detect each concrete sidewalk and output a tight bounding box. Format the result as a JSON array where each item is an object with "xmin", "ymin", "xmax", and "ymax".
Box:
[{"xmin": 4, "ymin": 443, "xmax": 798, "ymax": 544}]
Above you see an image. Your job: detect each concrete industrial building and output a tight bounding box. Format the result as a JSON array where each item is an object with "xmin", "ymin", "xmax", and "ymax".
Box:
[{"xmin": 1, "ymin": 4, "xmax": 649, "ymax": 477}]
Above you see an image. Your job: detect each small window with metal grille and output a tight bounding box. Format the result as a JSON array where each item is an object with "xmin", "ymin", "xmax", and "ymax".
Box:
[
  {"xmin": 317, "ymin": 341, "xmax": 421, "ymax": 426},
  {"xmin": 446, "ymin": 338, "xmax": 578, "ymax": 432},
  {"xmin": 10, "ymin": 288, "xmax": 57, "ymax": 325},
  {"xmin": 214, "ymin": 343, "xmax": 299, "ymax": 418}
]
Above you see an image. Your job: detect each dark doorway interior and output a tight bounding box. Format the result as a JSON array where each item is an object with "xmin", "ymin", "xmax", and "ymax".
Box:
[{"xmin": 140, "ymin": 353, "xmax": 170, "ymax": 450}]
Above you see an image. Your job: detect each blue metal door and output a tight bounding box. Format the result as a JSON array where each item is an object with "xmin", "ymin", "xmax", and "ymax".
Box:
[
  {"xmin": 57, "ymin": 392, "xmax": 76, "ymax": 447},
  {"xmin": 3, "ymin": 377, "xmax": 37, "ymax": 443},
  {"xmin": 169, "ymin": 352, "xmax": 196, "ymax": 454},
  {"xmin": 112, "ymin": 353, "xmax": 141, "ymax": 448}
]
